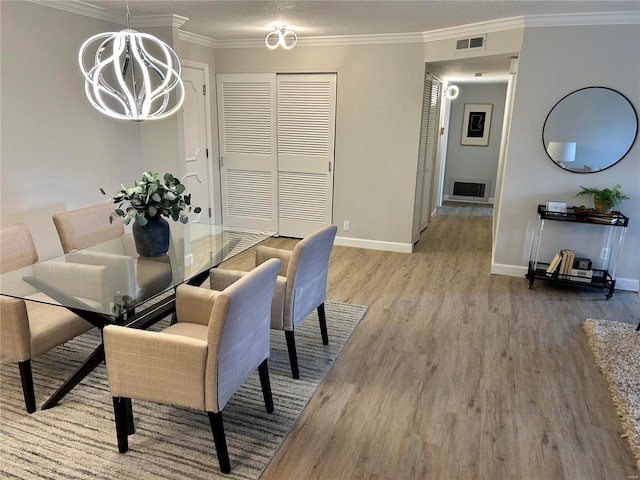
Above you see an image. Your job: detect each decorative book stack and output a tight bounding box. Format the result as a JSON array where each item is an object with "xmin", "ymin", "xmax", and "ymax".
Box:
[
  {"xmin": 571, "ymin": 256, "xmax": 593, "ymax": 283},
  {"xmin": 545, "ymin": 251, "xmax": 592, "ymax": 282}
]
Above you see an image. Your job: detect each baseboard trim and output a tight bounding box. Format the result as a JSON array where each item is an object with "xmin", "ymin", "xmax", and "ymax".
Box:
[
  {"xmin": 490, "ymin": 263, "xmax": 528, "ymax": 277},
  {"xmin": 335, "ymin": 236, "xmax": 413, "ymax": 253},
  {"xmin": 491, "ymin": 263, "xmax": 639, "ymax": 292}
]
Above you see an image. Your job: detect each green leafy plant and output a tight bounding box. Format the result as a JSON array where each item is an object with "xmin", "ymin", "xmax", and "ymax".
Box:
[
  {"xmin": 101, "ymin": 171, "xmax": 202, "ymax": 226},
  {"xmin": 575, "ymin": 184, "xmax": 629, "ymax": 212}
]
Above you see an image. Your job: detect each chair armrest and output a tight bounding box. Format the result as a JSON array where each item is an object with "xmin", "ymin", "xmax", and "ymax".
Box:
[
  {"xmin": 175, "ymin": 284, "xmax": 219, "ymax": 326},
  {"xmin": 209, "ymin": 269, "xmax": 247, "ymax": 292},
  {"xmin": 103, "ymin": 325, "xmax": 208, "ymax": 410},
  {"xmin": 0, "ymin": 296, "xmax": 31, "ymax": 361},
  {"xmin": 256, "ymin": 246, "xmax": 290, "ymax": 275}
]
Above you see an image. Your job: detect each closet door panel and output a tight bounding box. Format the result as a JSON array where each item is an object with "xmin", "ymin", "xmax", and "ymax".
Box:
[{"xmin": 216, "ymin": 73, "xmax": 278, "ymax": 231}]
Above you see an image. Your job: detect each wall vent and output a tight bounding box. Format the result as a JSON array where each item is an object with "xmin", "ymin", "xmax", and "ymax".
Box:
[
  {"xmin": 455, "ymin": 35, "xmax": 486, "ymax": 51},
  {"xmin": 449, "ymin": 178, "xmax": 491, "ymax": 202}
]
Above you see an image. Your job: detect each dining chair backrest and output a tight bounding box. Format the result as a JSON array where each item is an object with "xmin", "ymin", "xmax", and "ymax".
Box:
[
  {"xmin": 53, "ymin": 203, "xmax": 124, "ymax": 253},
  {"xmin": 207, "ymin": 258, "xmax": 281, "ymax": 411},
  {"xmin": 282, "ymin": 224, "xmax": 337, "ymax": 326},
  {"xmin": 0, "ymin": 223, "xmax": 38, "ymax": 274}
]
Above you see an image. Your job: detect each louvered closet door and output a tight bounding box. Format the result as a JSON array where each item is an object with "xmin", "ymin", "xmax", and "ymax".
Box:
[
  {"xmin": 412, "ymin": 72, "xmax": 441, "ymax": 243},
  {"xmin": 216, "ymin": 74, "xmax": 278, "ymax": 231},
  {"xmin": 421, "ymin": 78, "xmax": 441, "ymax": 230},
  {"xmin": 277, "ymin": 74, "xmax": 336, "ymax": 238}
]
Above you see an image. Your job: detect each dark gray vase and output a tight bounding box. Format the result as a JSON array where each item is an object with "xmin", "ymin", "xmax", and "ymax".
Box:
[{"xmin": 132, "ymin": 216, "xmax": 170, "ymax": 257}]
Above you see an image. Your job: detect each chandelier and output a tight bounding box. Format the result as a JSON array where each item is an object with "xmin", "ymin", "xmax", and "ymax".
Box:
[
  {"xmin": 265, "ymin": 26, "xmax": 297, "ymax": 50},
  {"xmin": 78, "ymin": 8, "xmax": 184, "ymax": 122}
]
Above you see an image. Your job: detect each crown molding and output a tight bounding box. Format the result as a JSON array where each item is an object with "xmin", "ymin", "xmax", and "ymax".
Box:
[
  {"xmin": 179, "ymin": 31, "xmax": 218, "ymax": 49},
  {"xmin": 26, "ymin": 1, "xmax": 640, "ymax": 48},
  {"xmin": 215, "ymin": 32, "xmax": 425, "ymax": 49},
  {"xmin": 302, "ymin": 32, "xmax": 425, "ymax": 46},
  {"xmin": 524, "ymin": 11, "xmax": 640, "ymax": 27},
  {"xmin": 26, "ymin": 1, "xmax": 189, "ymax": 29},
  {"xmin": 26, "ymin": 0, "xmax": 126, "ymax": 25},
  {"xmin": 422, "ymin": 16, "xmax": 525, "ymax": 42},
  {"xmin": 133, "ymin": 14, "xmax": 189, "ymax": 29}
]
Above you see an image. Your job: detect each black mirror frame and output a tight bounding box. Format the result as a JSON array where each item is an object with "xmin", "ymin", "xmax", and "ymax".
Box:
[{"xmin": 542, "ymin": 86, "xmax": 638, "ymax": 174}]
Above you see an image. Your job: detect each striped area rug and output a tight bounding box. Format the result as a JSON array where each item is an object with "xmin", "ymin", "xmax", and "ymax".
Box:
[{"xmin": 0, "ymin": 301, "xmax": 367, "ymax": 479}]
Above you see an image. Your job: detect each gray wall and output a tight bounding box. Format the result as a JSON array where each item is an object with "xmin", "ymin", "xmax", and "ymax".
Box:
[
  {"xmin": 1, "ymin": 2, "xmax": 638, "ymax": 289},
  {"xmin": 444, "ymin": 82, "xmax": 508, "ymax": 201},
  {"xmin": 495, "ymin": 23, "xmax": 639, "ymax": 286},
  {"xmin": 215, "ymin": 43, "xmax": 426, "ymax": 248},
  {"xmin": 1, "ymin": 1, "xmax": 144, "ymax": 259}
]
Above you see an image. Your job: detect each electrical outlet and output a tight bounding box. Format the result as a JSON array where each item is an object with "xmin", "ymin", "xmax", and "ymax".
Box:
[
  {"xmin": 343, "ymin": 220, "xmax": 350, "ymax": 232},
  {"xmin": 600, "ymin": 247, "xmax": 609, "ymax": 260}
]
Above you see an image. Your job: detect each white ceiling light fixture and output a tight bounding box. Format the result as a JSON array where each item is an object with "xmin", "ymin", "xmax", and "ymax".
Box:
[
  {"xmin": 265, "ymin": 26, "xmax": 297, "ymax": 50},
  {"xmin": 78, "ymin": 6, "xmax": 184, "ymax": 122},
  {"xmin": 445, "ymin": 85, "xmax": 460, "ymax": 100}
]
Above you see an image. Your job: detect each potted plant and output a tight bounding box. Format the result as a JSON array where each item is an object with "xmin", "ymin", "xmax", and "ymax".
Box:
[
  {"xmin": 572, "ymin": 205, "xmax": 594, "ymax": 221},
  {"xmin": 101, "ymin": 172, "xmax": 201, "ymax": 257},
  {"xmin": 575, "ymin": 184, "xmax": 629, "ymax": 214}
]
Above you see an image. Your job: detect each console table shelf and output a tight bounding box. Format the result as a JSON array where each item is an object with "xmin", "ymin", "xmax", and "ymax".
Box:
[{"xmin": 526, "ymin": 205, "xmax": 629, "ymax": 299}]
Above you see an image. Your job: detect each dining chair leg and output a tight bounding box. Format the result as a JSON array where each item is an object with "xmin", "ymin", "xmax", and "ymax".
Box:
[
  {"xmin": 113, "ymin": 397, "xmax": 130, "ymax": 453},
  {"xmin": 208, "ymin": 411, "xmax": 231, "ymax": 474},
  {"xmin": 317, "ymin": 303, "xmax": 329, "ymax": 345},
  {"xmin": 284, "ymin": 330, "xmax": 300, "ymax": 379},
  {"xmin": 18, "ymin": 360, "xmax": 36, "ymax": 413},
  {"xmin": 124, "ymin": 398, "xmax": 135, "ymax": 435},
  {"xmin": 258, "ymin": 359, "xmax": 274, "ymax": 413}
]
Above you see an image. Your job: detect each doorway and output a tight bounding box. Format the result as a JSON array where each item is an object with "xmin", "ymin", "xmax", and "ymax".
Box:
[{"xmin": 439, "ymin": 81, "xmax": 508, "ymax": 208}]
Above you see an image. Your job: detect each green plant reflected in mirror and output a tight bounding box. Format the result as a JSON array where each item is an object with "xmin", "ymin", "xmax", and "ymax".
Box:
[{"xmin": 542, "ymin": 87, "xmax": 638, "ymax": 173}]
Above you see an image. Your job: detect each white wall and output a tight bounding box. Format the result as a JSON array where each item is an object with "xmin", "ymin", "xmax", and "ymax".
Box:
[
  {"xmin": 494, "ymin": 23, "xmax": 640, "ymax": 288},
  {"xmin": 0, "ymin": 1, "xmax": 144, "ymax": 259},
  {"xmin": 443, "ymin": 82, "xmax": 508, "ymax": 201},
  {"xmin": 215, "ymin": 43, "xmax": 426, "ymax": 249}
]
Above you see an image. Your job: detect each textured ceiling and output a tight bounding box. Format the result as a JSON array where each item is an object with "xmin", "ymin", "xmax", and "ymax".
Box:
[
  {"xmin": 74, "ymin": 1, "xmax": 639, "ymax": 80},
  {"xmin": 81, "ymin": 1, "xmax": 640, "ymax": 40}
]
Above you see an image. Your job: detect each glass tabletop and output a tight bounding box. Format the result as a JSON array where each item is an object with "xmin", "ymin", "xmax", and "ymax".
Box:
[{"xmin": 0, "ymin": 224, "xmax": 273, "ymax": 318}]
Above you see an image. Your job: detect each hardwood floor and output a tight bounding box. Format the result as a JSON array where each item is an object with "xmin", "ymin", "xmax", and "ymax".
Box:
[{"xmin": 220, "ymin": 206, "xmax": 640, "ymax": 479}]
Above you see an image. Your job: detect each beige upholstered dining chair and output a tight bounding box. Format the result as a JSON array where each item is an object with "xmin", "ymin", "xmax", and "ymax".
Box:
[
  {"xmin": 103, "ymin": 258, "xmax": 281, "ymax": 474},
  {"xmin": 0, "ymin": 224, "xmax": 94, "ymax": 413},
  {"xmin": 53, "ymin": 203, "xmax": 124, "ymax": 254},
  {"xmin": 210, "ymin": 225, "xmax": 338, "ymax": 379}
]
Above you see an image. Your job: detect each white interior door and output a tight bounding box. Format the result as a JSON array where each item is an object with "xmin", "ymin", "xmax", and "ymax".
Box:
[
  {"xmin": 216, "ymin": 73, "xmax": 278, "ymax": 231},
  {"xmin": 277, "ymin": 74, "xmax": 336, "ymax": 237},
  {"xmin": 421, "ymin": 77, "xmax": 441, "ymax": 230},
  {"xmin": 413, "ymin": 72, "xmax": 441, "ymax": 243},
  {"xmin": 182, "ymin": 65, "xmax": 212, "ymax": 227}
]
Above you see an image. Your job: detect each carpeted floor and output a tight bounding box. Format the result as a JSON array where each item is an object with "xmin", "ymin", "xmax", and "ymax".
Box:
[
  {"xmin": 0, "ymin": 301, "xmax": 367, "ymax": 480},
  {"xmin": 583, "ymin": 318, "xmax": 640, "ymax": 470}
]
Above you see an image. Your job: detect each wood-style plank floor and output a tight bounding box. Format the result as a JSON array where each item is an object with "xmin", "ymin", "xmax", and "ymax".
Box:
[{"xmin": 220, "ymin": 204, "xmax": 640, "ymax": 480}]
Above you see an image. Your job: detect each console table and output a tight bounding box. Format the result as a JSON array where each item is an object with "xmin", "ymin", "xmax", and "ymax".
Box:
[{"xmin": 526, "ymin": 205, "xmax": 629, "ymax": 299}]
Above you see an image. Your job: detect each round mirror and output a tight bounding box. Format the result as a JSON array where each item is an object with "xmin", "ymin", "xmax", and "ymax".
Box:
[{"xmin": 542, "ymin": 87, "xmax": 638, "ymax": 173}]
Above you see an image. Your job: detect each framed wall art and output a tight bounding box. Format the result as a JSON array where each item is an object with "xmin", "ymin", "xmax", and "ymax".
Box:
[{"xmin": 461, "ymin": 103, "xmax": 493, "ymax": 146}]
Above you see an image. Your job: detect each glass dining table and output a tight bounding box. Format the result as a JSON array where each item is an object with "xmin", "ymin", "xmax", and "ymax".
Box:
[{"xmin": 0, "ymin": 223, "xmax": 274, "ymax": 409}]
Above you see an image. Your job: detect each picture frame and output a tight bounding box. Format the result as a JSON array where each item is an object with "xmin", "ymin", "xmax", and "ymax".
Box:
[
  {"xmin": 546, "ymin": 201, "xmax": 567, "ymax": 213},
  {"xmin": 461, "ymin": 103, "xmax": 493, "ymax": 146}
]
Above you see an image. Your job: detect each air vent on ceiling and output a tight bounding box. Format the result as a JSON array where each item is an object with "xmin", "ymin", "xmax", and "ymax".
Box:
[{"xmin": 455, "ymin": 35, "xmax": 486, "ymax": 51}]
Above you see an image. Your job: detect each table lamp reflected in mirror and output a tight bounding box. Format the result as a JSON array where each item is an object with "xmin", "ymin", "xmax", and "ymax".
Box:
[{"xmin": 547, "ymin": 141, "xmax": 576, "ymax": 168}]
